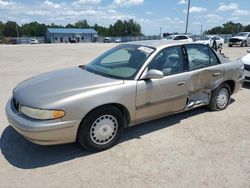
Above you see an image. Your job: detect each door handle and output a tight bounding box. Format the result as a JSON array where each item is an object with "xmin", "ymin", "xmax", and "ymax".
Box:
[
  {"xmin": 177, "ymin": 81, "xmax": 186, "ymax": 86},
  {"xmin": 212, "ymin": 72, "xmax": 221, "ymax": 76}
]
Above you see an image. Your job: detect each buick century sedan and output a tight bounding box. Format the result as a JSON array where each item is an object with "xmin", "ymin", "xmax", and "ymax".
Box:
[{"xmin": 6, "ymin": 41, "xmax": 244, "ymax": 151}]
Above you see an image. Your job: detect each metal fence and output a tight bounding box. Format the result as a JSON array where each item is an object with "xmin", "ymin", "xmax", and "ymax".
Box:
[
  {"xmin": 2, "ymin": 34, "xmax": 234, "ymax": 44},
  {"xmin": 96, "ymin": 35, "xmax": 161, "ymax": 43}
]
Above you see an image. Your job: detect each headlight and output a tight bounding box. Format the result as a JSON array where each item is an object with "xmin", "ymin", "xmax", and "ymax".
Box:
[{"xmin": 20, "ymin": 106, "xmax": 65, "ymax": 120}]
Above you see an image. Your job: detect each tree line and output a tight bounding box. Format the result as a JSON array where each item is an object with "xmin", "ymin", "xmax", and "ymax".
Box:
[
  {"xmin": 0, "ymin": 19, "xmax": 142, "ymax": 38},
  {"xmin": 205, "ymin": 21, "xmax": 250, "ymax": 34}
]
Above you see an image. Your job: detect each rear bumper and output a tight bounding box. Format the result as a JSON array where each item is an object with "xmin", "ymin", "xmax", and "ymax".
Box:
[{"xmin": 5, "ymin": 98, "xmax": 81, "ymax": 145}]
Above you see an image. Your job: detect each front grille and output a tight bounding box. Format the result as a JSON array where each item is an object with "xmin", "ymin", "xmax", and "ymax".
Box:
[
  {"xmin": 245, "ymin": 76, "xmax": 250, "ymax": 81},
  {"xmin": 13, "ymin": 98, "xmax": 20, "ymax": 112},
  {"xmin": 229, "ymin": 38, "xmax": 242, "ymax": 43},
  {"xmin": 244, "ymin": 64, "xmax": 250, "ymax": 71}
]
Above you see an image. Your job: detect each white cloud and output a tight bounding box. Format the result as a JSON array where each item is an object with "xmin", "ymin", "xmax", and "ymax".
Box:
[
  {"xmin": 233, "ymin": 9, "xmax": 250, "ymax": 16},
  {"xmin": 178, "ymin": 0, "xmax": 187, "ymax": 5},
  {"xmin": 75, "ymin": 0, "xmax": 101, "ymax": 4},
  {"xmin": 43, "ymin": 1, "xmax": 61, "ymax": 9},
  {"xmin": 112, "ymin": 0, "xmax": 144, "ymax": 7},
  {"xmin": 217, "ymin": 3, "xmax": 238, "ymax": 11},
  {"xmin": 107, "ymin": 9, "xmax": 117, "ymax": 14},
  {"xmin": 206, "ymin": 14, "xmax": 223, "ymax": 20},
  {"xmin": 190, "ymin": 7, "xmax": 207, "ymax": 13},
  {"xmin": 0, "ymin": 0, "xmax": 17, "ymax": 9},
  {"xmin": 183, "ymin": 6, "xmax": 207, "ymax": 13},
  {"xmin": 205, "ymin": 14, "xmax": 223, "ymax": 23}
]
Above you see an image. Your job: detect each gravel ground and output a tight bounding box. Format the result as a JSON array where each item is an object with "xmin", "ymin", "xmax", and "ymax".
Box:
[{"xmin": 0, "ymin": 43, "xmax": 249, "ymax": 188}]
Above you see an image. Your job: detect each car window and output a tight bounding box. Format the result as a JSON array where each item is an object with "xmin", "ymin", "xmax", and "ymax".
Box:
[
  {"xmin": 186, "ymin": 44, "xmax": 210, "ymax": 70},
  {"xmin": 248, "ymin": 33, "xmax": 250, "ymax": 37},
  {"xmin": 101, "ymin": 48, "xmax": 131, "ymax": 65},
  {"xmin": 148, "ymin": 46, "xmax": 184, "ymax": 76},
  {"xmin": 209, "ymin": 48, "xmax": 220, "ymax": 66},
  {"xmin": 85, "ymin": 44, "xmax": 154, "ymax": 80},
  {"xmin": 180, "ymin": 36, "xmax": 188, "ymax": 40},
  {"xmin": 173, "ymin": 36, "xmax": 181, "ymax": 40}
]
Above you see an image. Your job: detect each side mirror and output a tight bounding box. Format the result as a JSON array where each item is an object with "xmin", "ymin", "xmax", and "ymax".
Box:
[
  {"xmin": 141, "ymin": 69, "xmax": 164, "ymax": 80},
  {"xmin": 247, "ymin": 49, "xmax": 250, "ymax": 53}
]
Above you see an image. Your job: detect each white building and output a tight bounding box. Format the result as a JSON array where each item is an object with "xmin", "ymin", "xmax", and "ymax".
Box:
[{"xmin": 46, "ymin": 28, "xmax": 97, "ymax": 43}]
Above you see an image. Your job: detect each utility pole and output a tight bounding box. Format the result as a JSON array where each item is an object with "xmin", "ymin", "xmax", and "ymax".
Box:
[
  {"xmin": 185, "ymin": 0, "xmax": 191, "ymax": 34},
  {"xmin": 200, "ymin": 24, "xmax": 203, "ymax": 35},
  {"xmin": 159, "ymin": 27, "xmax": 162, "ymax": 39},
  {"xmin": 16, "ymin": 23, "xmax": 20, "ymax": 44}
]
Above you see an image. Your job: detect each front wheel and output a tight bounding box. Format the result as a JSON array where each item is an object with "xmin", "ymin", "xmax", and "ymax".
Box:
[
  {"xmin": 208, "ymin": 83, "xmax": 231, "ymax": 111},
  {"xmin": 77, "ymin": 106, "xmax": 124, "ymax": 151},
  {"xmin": 241, "ymin": 41, "xmax": 247, "ymax": 47}
]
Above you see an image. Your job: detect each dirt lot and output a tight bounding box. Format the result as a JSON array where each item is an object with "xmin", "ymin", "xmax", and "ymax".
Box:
[{"xmin": 0, "ymin": 43, "xmax": 250, "ymax": 188}]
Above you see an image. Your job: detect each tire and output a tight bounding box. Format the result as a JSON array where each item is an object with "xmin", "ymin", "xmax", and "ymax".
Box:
[
  {"xmin": 77, "ymin": 106, "xmax": 124, "ymax": 151},
  {"xmin": 228, "ymin": 44, "xmax": 232, "ymax": 47},
  {"xmin": 208, "ymin": 83, "xmax": 231, "ymax": 111},
  {"xmin": 241, "ymin": 41, "xmax": 247, "ymax": 47}
]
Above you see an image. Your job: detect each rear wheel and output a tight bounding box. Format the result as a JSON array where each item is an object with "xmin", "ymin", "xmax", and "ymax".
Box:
[
  {"xmin": 208, "ymin": 83, "xmax": 231, "ymax": 111},
  {"xmin": 77, "ymin": 106, "xmax": 124, "ymax": 151},
  {"xmin": 228, "ymin": 44, "xmax": 232, "ymax": 47}
]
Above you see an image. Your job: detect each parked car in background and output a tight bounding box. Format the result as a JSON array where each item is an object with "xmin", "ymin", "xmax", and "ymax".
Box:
[
  {"xmin": 104, "ymin": 37, "xmax": 112, "ymax": 43},
  {"xmin": 30, "ymin": 39, "xmax": 39, "ymax": 44},
  {"xmin": 69, "ymin": 39, "xmax": 77, "ymax": 43},
  {"xmin": 163, "ymin": 35, "xmax": 193, "ymax": 42},
  {"xmin": 240, "ymin": 49, "xmax": 250, "ymax": 82},
  {"xmin": 196, "ymin": 35, "xmax": 224, "ymax": 48},
  {"xmin": 6, "ymin": 41, "xmax": 244, "ymax": 151},
  {"xmin": 114, "ymin": 38, "xmax": 122, "ymax": 43},
  {"xmin": 228, "ymin": 32, "xmax": 250, "ymax": 47}
]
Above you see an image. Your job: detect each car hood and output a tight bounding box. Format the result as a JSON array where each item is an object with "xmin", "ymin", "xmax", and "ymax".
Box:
[
  {"xmin": 231, "ymin": 36, "xmax": 245, "ymax": 40},
  {"xmin": 13, "ymin": 67, "xmax": 124, "ymax": 108},
  {"xmin": 196, "ymin": 40, "xmax": 209, "ymax": 44},
  {"xmin": 242, "ymin": 54, "xmax": 250, "ymax": 65}
]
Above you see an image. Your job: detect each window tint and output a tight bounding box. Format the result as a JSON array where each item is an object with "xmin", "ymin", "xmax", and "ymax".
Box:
[
  {"xmin": 148, "ymin": 46, "xmax": 184, "ymax": 76},
  {"xmin": 209, "ymin": 48, "xmax": 220, "ymax": 66},
  {"xmin": 180, "ymin": 36, "xmax": 188, "ymax": 40},
  {"xmin": 101, "ymin": 48, "xmax": 131, "ymax": 65},
  {"xmin": 186, "ymin": 44, "xmax": 210, "ymax": 70},
  {"xmin": 173, "ymin": 36, "xmax": 181, "ymax": 40}
]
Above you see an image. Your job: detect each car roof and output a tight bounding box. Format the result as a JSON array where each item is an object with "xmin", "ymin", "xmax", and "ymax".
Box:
[{"xmin": 126, "ymin": 40, "xmax": 193, "ymax": 49}]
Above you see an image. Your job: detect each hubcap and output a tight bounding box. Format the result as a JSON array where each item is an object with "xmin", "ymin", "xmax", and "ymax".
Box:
[
  {"xmin": 90, "ymin": 115, "xmax": 118, "ymax": 145},
  {"xmin": 216, "ymin": 88, "xmax": 229, "ymax": 109}
]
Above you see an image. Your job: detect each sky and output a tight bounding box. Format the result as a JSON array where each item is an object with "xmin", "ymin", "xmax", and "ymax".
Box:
[{"xmin": 0, "ymin": 0, "xmax": 250, "ymax": 35}]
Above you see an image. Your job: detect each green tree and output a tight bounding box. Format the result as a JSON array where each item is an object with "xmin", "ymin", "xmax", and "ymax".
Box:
[
  {"xmin": 244, "ymin": 24, "xmax": 250, "ymax": 32},
  {"xmin": 206, "ymin": 21, "xmax": 244, "ymax": 34},
  {"xmin": 2, "ymin": 21, "xmax": 20, "ymax": 37},
  {"xmin": 75, "ymin": 20, "xmax": 89, "ymax": 28},
  {"xmin": 65, "ymin": 24, "xmax": 76, "ymax": 28},
  {"xmin": 21, "ymin": 22, "xmax": 47, "ymax": 37},
  {"xmin": 0, "ymin": 21, "xmax": 4, "ymax": 36}
]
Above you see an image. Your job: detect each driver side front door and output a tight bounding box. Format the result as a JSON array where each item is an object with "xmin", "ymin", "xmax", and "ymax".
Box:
[{"xmin": 135, "ymin": 46, "xmax": 190, "ymax": 122}]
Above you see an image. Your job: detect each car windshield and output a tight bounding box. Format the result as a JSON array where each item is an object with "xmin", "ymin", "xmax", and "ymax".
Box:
[
  {"xmin": 235, "ymin": 32, "xmax": 248, "ymax": 37},
  {"xmin": 84, "ymin": 44, "xmax": 155, "ymax": 80}
]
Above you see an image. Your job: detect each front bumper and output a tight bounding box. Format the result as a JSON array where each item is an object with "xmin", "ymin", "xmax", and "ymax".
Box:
[
  {"xmin": 5, "ymin": 98, "xmax": 81, "ymax": 145},
  {"xmin": 244, "ymin": 70, "xmax": 250, "ymax": 82},
  {"xmin": 228, "ymin": 41, "xmax": 242, "ymax": 46},
  {"xmin": 244, "ymin": 64, "xmax": 250, "ymax": 82}
]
